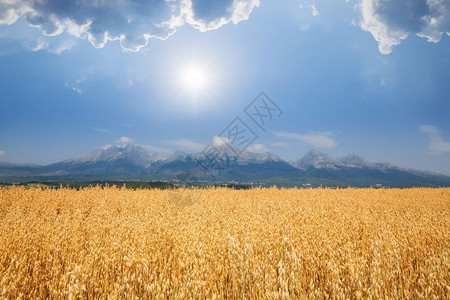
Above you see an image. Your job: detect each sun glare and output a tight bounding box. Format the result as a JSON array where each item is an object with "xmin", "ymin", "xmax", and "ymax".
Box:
[{"xmin": 180, "ymin": 64, "xmax": 209, "ymax": 93}]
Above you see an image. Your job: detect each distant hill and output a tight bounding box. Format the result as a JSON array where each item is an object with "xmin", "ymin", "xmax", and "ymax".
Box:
[{"xmin": 1, "ymin": 145, "xmax": 449, "ymax": 187}]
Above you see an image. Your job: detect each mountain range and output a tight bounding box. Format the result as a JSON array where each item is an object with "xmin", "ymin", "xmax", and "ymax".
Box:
[{"xmin": 1, "ymin": 144, "xmax": 449, "ymax": 187}]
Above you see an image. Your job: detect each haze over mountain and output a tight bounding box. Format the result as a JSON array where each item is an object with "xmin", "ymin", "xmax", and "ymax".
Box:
[{"xmin": 1, "ymin": 144, "xmax": 449, "ymax": 187}]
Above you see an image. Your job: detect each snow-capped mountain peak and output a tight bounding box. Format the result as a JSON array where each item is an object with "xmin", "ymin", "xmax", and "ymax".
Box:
[
  {"xmin": 337, "ymin": 154, "xmax": 370, "ymax": 168},
  {"xmin": 77, "ymin": 144, "xmax": 164, "ymax": 168},
  {"xmin": 167, "ymin": 150, "xmax": 189, "ymax": 162},
  {"xmin": 293, "ymin": 150, "xmax": 344, "ymax": 170}
]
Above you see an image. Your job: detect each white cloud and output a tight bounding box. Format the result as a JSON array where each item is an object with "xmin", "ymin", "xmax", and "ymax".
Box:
[
  {"xmin": 72, "ymin": 87, "xmax": 83, "ymax": 95},
  {"xmin": 165, "ymin": 138, "xmax": 205, "ymax": 151},
  {"xmin": 310, "ymin": 2, "xmax": 320, "ymax": 17},
  {"xmin": 171, "ymin": 0, "xmax": 260, "ymax": 33},
  {"xmin": 274, "ymin": 131, "xmax": 338, "ymax": 149},
  {"xmin": 212, "ymin": 136, "xmax": 230, "ymax": 147},
  {"xmin": 0, "ymin": 0, "xmax": 260, "ymax": 52},
  {"xmin": 0, "ymin": 150, "xmax": 6, "ymax": 157},
  {"xmin": 50, "ymin": 41, "xmax": 75, "ymax": 55},
  {"xmin": 420, "ymin": 125, "xmax": 450, "ymax": 155},
  {"xmin": 359, "ymin": 0, "xmax": 450, "ymax": 54},
  {"xmin": 0, "ymin": 19, "xmax": 77, "ymax": 55},
  {"xmin": 297, "ymin": 0, "xmax": 321, "ymax": 30},
  {"xmin": 31, "ymin": 40, "xmax": 48, "ymax": 52},
  {"xmin": 116, "ymin": 136, "xmax": 134, "ymax": 145},
  {"xmin": 230, "ymin": 0, "xmax": 260, "ymax": 24},
  {"xmin": 65, "ymin": 75, "xmax": 87, "ymax": 95},
  {"xmin": 246, "ymin": 144, "xmax": 270, "ymax": 154}
]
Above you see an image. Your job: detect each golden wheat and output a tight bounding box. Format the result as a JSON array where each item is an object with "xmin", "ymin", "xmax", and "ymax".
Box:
[{"xmin": 0, "ymin": 186, "xmax": 449, "ymax": 299}]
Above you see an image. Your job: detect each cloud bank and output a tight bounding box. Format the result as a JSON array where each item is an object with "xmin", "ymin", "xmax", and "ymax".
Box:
[
  {"xmin": 359, "ymin": 0, "xmax": 450, "ymax": 54},
  {"xmin": 420, "ymin": 125, "xmax": 450, "ymax": 154},
  {"xmin": 0, "ymin": 0, "xmax": 260, "ymax": 52}
]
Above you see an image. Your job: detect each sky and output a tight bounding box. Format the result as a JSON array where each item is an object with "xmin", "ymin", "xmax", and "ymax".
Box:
[{"xmin": 0, "ymin": 0, "xmax": 450, "ymax": 175}]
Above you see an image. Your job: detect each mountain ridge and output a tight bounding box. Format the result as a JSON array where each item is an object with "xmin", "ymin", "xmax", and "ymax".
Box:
[{"xmin": 1, "ymin": 145, "xmax": 449, "ymax": 187}]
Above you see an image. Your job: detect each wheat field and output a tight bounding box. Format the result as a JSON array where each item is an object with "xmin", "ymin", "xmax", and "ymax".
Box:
[{"xmin": 0, "ymin": 186, "xmax": 449, "ymax": 299}]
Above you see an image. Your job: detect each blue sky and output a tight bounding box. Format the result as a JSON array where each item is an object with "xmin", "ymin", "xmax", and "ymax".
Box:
[{"xmin": 1, "ymin": 0, "xmax": 450, "ymax": 175}]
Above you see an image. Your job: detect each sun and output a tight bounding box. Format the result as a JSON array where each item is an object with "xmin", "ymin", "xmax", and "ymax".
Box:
[{"xmin": 180, "ymin": 64, "xmax": 209, "ymax": 93}]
